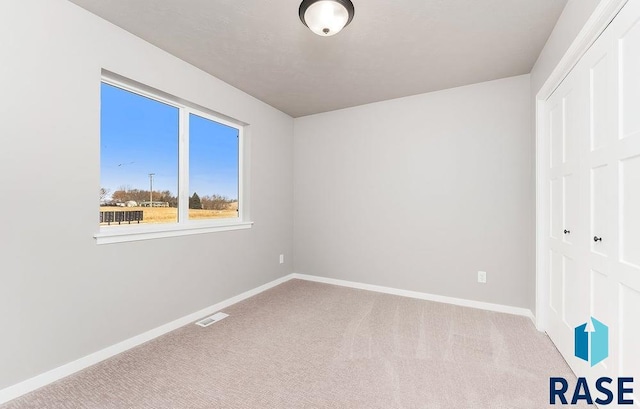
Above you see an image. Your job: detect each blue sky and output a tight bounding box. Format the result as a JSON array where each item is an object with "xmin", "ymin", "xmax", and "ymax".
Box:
[{"xmin": 100, "ymin": 83, "xmax": 239, "ymax": 201}]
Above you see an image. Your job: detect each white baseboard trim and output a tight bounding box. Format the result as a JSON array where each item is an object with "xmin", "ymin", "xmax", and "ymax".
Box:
[
  {"xmin": 292, "ymin": 273, "xmax": 536, "ymax": 322},
  {"xmin": 1, "ymin": 272, "xmax": 536, "ymax": 404},
  {"xmin": 0, "ymin": 274, "xmax": 294, "ymax": 405}
]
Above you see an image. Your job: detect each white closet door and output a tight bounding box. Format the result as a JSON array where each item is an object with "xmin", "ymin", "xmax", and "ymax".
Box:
[
  {"xmin": 546, "ymin": 65, "xmax": 588, "ymax": 358},
  {"xmin": 582, "ymin": 13, "xmax": 619, "ymax": 382},
  {"xmin": 611, "ymin": 0, "xmax": 640, "ymax": 394},
  {"xmin": 544, "ymin": 0, "xmax": 640, "ymax": 396}
]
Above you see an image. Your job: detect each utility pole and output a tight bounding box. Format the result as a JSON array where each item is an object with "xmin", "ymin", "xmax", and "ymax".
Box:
[{"xmin": 149, "ymin": 173, "xmax": 155, "ymax": 207}]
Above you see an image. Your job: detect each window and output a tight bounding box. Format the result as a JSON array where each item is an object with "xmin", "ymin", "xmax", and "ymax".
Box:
[
  {"xmin": 96, "ymin": 76, "xmax": 249, "ymax": 244},
  {"xmin": 188, "ymin": 113, "xmax": 239, "ymax": 220}
]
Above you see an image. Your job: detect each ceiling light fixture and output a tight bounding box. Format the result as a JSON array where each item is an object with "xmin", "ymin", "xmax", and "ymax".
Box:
[{"xmin": 299, "ymin": 0, "xmax": 355, "ymax": 37}]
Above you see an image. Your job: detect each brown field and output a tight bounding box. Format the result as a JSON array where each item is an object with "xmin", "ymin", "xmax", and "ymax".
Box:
[{"xmin": 100, "ymin": 203, "xmax": 238, "ymax": 225}]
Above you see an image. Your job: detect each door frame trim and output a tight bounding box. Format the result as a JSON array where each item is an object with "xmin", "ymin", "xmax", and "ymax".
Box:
[{"xmin": 535, "ymin": 0, "xmax": 629, "ymax": 331}]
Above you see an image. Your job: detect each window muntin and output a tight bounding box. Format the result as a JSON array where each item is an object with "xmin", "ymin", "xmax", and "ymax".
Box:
[{"xmin": 98, "ymin": 77, "xmax": 244, "ymax": 237}]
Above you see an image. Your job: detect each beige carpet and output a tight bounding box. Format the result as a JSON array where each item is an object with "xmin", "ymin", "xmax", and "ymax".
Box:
[{"xmin": 2, "ymin": 279, "xmax": 589, "ymax": 408}]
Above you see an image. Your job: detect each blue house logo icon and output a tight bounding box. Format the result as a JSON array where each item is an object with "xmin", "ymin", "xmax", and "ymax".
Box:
[{"xmin": 574, "ymin": 317, "xmax": 608, "ymax": 367}]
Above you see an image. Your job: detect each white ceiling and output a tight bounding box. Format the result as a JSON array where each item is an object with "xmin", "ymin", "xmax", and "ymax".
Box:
[{"xmin": 69, "ymin": 0, "xmax": 568, "ymax": 117}]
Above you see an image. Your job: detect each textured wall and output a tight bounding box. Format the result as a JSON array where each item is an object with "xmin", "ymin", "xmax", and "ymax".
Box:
[
  {"xmin": 294, "ymin": 75, "xmax": 532, "ymax": 309},
  {"xmin": 0, "ymin": 0, "xmax": 293, "ymax": 389}
]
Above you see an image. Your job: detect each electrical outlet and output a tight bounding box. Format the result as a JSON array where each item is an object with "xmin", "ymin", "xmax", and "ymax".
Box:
[
  {"xmin": 279, "ymin": 254, "xmax": 284, "ymax": 264},
  {"xmin": 478, "ymin": 271, "xmax": 487, "ymax": 284}
]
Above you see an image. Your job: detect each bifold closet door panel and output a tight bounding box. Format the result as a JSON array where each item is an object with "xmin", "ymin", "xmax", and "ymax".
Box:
[
  {"xmin": 544, "ymin": 0, "xmax": 640, "ymax": 386},
  {"xmin": 545, "ymin": 68, "xmax": 588, "ymax": 356},
  {"xmin": 582, "ymin": 21, "xmax": 619, "ymax": 379},
  {"xmin": 613, "ymin": 0, "xmax": 640, "ymax": 385}
]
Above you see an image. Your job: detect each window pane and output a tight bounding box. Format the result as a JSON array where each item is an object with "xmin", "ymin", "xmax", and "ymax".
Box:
[
  {"xmin": 189, "ymin": 114, "xmax": 239, "ymax": 220},
  {"xmin": 100, "ymin": 83, "xmax": 179, "ymax": 226}
]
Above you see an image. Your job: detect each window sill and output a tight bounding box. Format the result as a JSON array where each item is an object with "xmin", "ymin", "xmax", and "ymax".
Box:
[{"xmin": 94, "ymin": 221, "xmax": 253, "ymax": 245}]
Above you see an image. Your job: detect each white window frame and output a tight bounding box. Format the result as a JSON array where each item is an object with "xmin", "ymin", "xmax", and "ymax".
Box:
[{"xmin": 95, "ymin": 75, "xmax": 251, "ymax": 245}]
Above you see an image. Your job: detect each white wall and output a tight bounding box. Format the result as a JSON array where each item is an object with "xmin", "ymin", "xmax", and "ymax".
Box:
[
  {"xmin": 0, "ymin": 0, "xmax": 293, "ymax": 389},
  {"xmin": 293, "ymin": 75, "xmax": 532, "ymax": 309}
]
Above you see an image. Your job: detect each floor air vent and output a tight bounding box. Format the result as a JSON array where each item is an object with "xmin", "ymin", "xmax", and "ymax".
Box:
[{"xmin": 196, "ymin": 312, "xmax": 229, "ymax": 327}]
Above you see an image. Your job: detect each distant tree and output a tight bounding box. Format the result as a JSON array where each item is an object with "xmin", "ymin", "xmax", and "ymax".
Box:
[
  {"xmin": 158, "ymin": 190, "xmax": 178, "ymax": 208},
  {"xmin": 99, "ymin": 187, "xmax": 111, "ymax": 202},
  {"xmin": 111, "ymin": 189, "xmax": 128, "ymax": 203},
  {"xmin": 129, "ymin": 189, "xmax": 149, "ymax": 203},
  {"xmin": 201, "ymin": 194, "xmax": 234, "ymax": 210},
  {"xmin": 109, "ymin": 188, "xmax": 176, "ymax": 207},
  {"xmin": 189, "ymin": 192, "xmax": 202, "ymax": 209}
]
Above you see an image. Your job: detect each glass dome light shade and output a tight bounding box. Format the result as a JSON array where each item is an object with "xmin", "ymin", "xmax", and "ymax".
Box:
[{"xmin": 299, "ymin": 0, "xmax": 355, "ymax": 37}]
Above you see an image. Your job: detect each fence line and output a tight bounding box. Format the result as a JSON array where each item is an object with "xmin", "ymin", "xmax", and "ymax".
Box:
[{"xmin": 100, "ymin": 210, "xmax": 143, "ymax": 225}]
